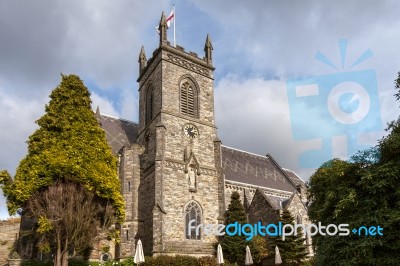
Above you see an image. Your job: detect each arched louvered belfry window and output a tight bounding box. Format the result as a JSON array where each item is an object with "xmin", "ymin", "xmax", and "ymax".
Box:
[
  {"xmin": 180, "ymin": 79, "xmax": 198, "ymax": 117},
  {"xmin": 146, "ymin": 85, "xmax": 154, "ymax": 124},
  {"xmin": 184, "ymin": 201, "xmax": 202, "ymax": 240}
]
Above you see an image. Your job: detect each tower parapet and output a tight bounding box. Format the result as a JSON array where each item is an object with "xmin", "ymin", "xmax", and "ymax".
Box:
[{"xmin": 138, "ymin": 12, "xmax": 215, "ymax": 83}]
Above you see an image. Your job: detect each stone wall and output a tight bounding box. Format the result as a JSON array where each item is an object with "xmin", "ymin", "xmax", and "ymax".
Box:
[
  {"xmin": 285, "ymin": 193, "xmax": 313, "ymax": 256},
  {"xmin": 247, "ymin": 190, "xmax": 280, "ymax": 225},
  {"xmin": 0, "ymin": 218, "xmax": 20, "ymax": 266}
]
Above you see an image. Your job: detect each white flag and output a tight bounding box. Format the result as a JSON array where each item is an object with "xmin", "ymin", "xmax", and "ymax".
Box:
[
  {"xmin": 166, "ymin": 9, "xmax": 174, "ymax": 28},
  {"xmin": 156, "ymin": 9, "xmax": 174, "ymax": 33}
]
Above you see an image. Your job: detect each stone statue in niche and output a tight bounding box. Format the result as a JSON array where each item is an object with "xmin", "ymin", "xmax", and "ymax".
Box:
[{"xmin": 188, "ymin": 165, "xmax": 196, "ymax": 192}]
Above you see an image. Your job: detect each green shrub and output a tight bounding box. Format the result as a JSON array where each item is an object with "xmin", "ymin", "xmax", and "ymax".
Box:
[
  {"xmin": 21, "ymin": 255, "xmax": 235, "ymax": 266},
  {"xmin": 141, "ymin": 255, "xmax": 177, "ymax": 266},
  {"xmin": 198, "ymin": 256, "xmax": 218, "ymax": 266},
  {"xmin": 21, "ymin": 261, "xmax": 53, "ymax": 266},
  {"xmin": 120, "ymin": 257, "xmax": 134, "ymax": 266},
  {"xmin": 139, "ymin": 255, "xmax": 201, "ymax": 266}
]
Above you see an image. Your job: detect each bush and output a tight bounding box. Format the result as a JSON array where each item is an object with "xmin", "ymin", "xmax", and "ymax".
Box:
[
  {"xmin": 141, "ymin": 255, "xmax": 199, "ymax": 266},
  {"xmin": 120, "ymin": 257, "xmax": 134, "ymax": 266},
  {"xmin": 198, "ymin": 256, "xmax": 218, "ymax": 266},
  {"xmin": 138, "ymin": 255, "xmax": 229, "ymax": 266},
  {"xmin": 21, "ymin": 255, "xmax": 234, "ymax": 266},
  {"xmin": 21, "ymin": 261, "xmax": 53, "ymax": 266}
]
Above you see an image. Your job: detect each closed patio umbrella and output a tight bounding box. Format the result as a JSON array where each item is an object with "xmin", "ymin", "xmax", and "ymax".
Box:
[
  {"xmin": 245, "ymin": 245, "xmax": 253, "ymax": 265},
  {"xmin": 275, "ymin": 246, "xmax": 282, "ymax": 265},
  {"xmin": 217, "ymin": 243, "xmax": 224, "ymax": 265},
  {"xmin": 134, "ymin": 239, "xmax": 145, "ymax": 265}
]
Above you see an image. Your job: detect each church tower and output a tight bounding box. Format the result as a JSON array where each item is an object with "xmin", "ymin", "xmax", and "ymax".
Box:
[{"xmin": 134, "ymin": 12, "xmax": 225, "ymax": 256}]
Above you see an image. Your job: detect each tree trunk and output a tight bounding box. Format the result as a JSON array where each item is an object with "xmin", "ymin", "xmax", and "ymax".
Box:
[
  {"xmin": 55, "ymin": 233, "xmax": 61, "ymax": 266},
  {"xmin": 61, "ymin": 252, "xmax": 69, "ymax": 266},
  {"xmin": 61, "ymin": 237, "xmax": 69, "ymax": 266}
]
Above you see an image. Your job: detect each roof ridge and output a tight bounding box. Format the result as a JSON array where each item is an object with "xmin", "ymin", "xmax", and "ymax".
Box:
[
  {"xmin": 100, "ymin": 113, "xmax": 138, "ymax": 125},
  {"xmin": 221, "ymin": 145, "xmax": 268, "ymax": 160}
]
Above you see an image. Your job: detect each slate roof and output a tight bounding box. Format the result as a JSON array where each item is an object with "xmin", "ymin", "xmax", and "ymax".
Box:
[
  {"xmin": 221, "ymin": 146, "xmax": 301, "ymax": 193},
  {"xmin": 265, "ymin": 194, "xmax": 290, "ymax": 210},
  {"xmin": 98, "ymin": 114, "xmax": 139, "ymax": 154},
  {"xmin": 283, "ymin": 168, "xmax": 305, "ymax": 187},
  {"xmin": 250, "ymin": 189, "xmax": 295, "ymax": 210},
  {"xmin": 252, "ymin": 189, "xmax": 292, "ymax": 211}
]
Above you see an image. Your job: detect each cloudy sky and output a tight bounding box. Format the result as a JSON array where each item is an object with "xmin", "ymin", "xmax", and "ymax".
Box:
[{"xmin": 1, "ymin": 0, "xmax": 399, "ymax": 219}]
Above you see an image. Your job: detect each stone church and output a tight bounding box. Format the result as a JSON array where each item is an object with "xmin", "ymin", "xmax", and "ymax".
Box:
[{"xmin": 95, "ymin": 12, "xmax": 311, "ymax": 260}]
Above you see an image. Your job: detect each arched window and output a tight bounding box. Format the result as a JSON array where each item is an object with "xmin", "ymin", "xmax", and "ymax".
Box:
[
  {"xmin": 146, "ymin": 85, "xmax": 154, "ymax": 124},
  {"xmin": 184, "ymin": 201, "xmax": 202, "ymax": 240},
  {"xmin": 180, "ymin": 79, "xmax": 198, "ymax": 117}
]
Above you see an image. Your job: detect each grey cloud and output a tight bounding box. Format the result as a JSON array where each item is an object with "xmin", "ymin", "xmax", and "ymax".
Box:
[{"xmin": 215, "ymin": 77, "xmax": 307, "ymax": 178}]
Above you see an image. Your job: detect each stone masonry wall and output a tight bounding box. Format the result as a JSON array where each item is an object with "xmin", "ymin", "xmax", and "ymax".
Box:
[
  {"xmin": 248, "ymin": 191, "xmax": 280, "ymax": 225},
  {"xmin": 0, "ymin": 219, "xmax": 20, "ymax": 266},
  {"xmin": 136, "ymin": 39, "xmax": 221, "ymax": 256},
  {"xmin": 155, "ymin": 48, "xmax": 220, "ymax": 255},
  {"xmin": 286, "ymin": 193, "xmax": 313, "ymax": 255}
]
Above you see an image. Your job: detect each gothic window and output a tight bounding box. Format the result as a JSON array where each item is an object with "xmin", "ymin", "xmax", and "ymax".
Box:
[
  {"xmin": 127, "ymin": 181, "xmax": 131, "ymax": 192},
  {"xmin": 146, "ymin": 85, "xmax": 154, "ymax": 124},
  {"xmin": 184, "ymin": 201, "xmax": 202, "ymax": 240},
  {"xmin": 180, "ymin": 79, "xmax": 198, "ymax": 117}
]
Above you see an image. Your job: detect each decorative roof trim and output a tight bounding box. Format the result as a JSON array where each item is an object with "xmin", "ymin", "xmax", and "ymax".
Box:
[
  {"xmin": 162, "ymin": 44, "xmax": 215, "ymax": 71},
  {"xmin": 225, "ymin": 179, "xmax": 293, "ymax": 195}
]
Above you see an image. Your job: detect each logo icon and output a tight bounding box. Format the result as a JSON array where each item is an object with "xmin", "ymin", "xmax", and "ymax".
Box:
[{"xmin": 287, "ymin": 39, "xmax": 382, "ymax": 168}]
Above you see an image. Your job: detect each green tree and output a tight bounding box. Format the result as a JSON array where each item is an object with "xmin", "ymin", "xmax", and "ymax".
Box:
[
  {"xmin": 394, "ymin": 71, "xmax": 400, "ymax": 101},
  {"xmin": 218, "ymin": 191, "xmax": 267, "ymax": 265},
  {"xmin": 250, "ymin": 235, "xmax": 268, "ymax": 265},
  {"xmin": 0, "ymin": 75, "xmax": 125, "ymax": 266},
  {"xmin": 307, "ymin": 72, "xmax": 400, "ymax": 265},
  {"xmin": 269, "ymin": 210, "xmax": 308, "ymax": 265},
  {"xmin": 219, "ymin": 191, "xmax": 247, "ymax": 265}
]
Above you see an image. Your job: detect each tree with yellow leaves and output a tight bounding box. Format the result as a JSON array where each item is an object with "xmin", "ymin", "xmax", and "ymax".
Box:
[{"xmin": 0, "ymin": 74, "xmax": 124, "ymax": 266}]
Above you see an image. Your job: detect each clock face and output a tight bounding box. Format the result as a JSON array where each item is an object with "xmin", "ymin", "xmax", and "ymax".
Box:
[{"xmin": 183, "ymin": 124, "xmax": 199, "ymax": 139}]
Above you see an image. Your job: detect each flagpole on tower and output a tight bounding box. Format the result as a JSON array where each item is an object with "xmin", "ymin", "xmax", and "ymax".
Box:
[{"xmin": 173, "ymin": 4, "xmax": 176, "ymax": 47}]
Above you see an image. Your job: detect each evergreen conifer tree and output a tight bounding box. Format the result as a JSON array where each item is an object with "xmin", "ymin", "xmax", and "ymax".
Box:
[
  {"xmin": 218, "ymin": 191, "xmax": 267, "ymax": 265},
  {"xmin": 269, "ymin": 209, "xmax": 308, "ymax": 265},
  {"xmin": 0, "ymin": 74, "xmax": 124, "ymax": 266},
  {"xmin": 219, "ymin": 191, "xmax": 248, "ymax": 265}
]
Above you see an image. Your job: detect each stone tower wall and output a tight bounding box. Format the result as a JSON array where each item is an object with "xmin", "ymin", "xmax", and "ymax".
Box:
[{"xmin": 136, "ymin": 34, "xmax": 221, "ymax": 255}]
